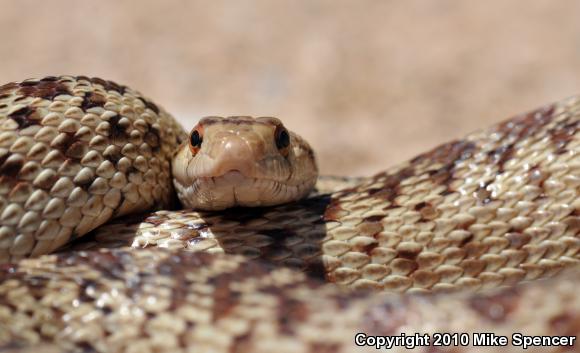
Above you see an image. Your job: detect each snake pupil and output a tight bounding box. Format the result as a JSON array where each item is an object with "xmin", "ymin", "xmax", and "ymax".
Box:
[
  {"xmin": 276, "ymin": 129, "xmax": 290, "ymax": 150},
  {"xmin": 190, "ymin": 130, "xmax": 202, "ymax": 148}
]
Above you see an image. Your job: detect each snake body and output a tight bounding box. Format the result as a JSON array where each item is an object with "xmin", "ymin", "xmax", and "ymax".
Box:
[
  {"xmin": 0, "ymin": 76, "xmax": 578, "ymax": 352},
  {"xmin": 0, "ymin": 76, "xmax": 185, "ymax": 260}
]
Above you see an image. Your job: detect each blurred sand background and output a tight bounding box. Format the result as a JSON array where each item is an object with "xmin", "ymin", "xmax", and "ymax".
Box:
[{"xmin": 1, "ymin": 1, "xmax": 579, "ymax": 176}]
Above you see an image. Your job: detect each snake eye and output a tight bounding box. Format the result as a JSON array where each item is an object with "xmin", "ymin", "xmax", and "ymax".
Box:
[
  {"xmin": 189, "ymin": 126, "xmax": 204, "ymax": 154},
  {"xmin": 275, "ymin": 126, "xmax": 290, "ymax": 150},
  {"xmin": 191, "ymin": 130, "xmax": 202, "ymax": 147}
]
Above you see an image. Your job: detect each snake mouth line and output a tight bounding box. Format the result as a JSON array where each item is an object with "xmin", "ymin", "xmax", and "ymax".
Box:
[
  {"xmin": 180, "ymin": 171, "xmax": 314, "ymax": 210},
  {"xmin": 196, "ymin": 170, "xmax": 285, "ymax": 186},
  {"xmin": 212, "ymin": 169, "xmax": 246, "ymax": 180}
]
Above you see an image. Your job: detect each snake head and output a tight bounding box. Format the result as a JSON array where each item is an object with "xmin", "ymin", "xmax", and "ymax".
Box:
[{"xmin": 172, "ymin": 116, "xmax": 318, "ymax": 210}]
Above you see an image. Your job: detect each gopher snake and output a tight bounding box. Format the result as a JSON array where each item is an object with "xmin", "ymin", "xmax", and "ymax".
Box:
[{"xmin": 0, "ymin": 76, "xmax": 577, "ymax": 352}]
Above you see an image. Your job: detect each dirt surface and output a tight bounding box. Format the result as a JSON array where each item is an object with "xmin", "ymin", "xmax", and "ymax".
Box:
[{"xmin": 1, "ymin": 1, "xmax": 579, "ymax": 175}]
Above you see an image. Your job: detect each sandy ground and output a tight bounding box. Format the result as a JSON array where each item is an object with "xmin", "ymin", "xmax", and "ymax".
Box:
[{"xmin": 1, "ymin": 1, "xmax": 579, "ymax": 176}]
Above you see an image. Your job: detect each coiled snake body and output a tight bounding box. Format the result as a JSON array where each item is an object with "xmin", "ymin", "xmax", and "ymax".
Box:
[{"xmin": 0, "ymin": 76, "xmax": 577, "ymax": 352}]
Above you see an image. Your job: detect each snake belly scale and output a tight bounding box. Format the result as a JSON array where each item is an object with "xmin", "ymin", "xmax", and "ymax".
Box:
[{"xmin": 0, "ymin": 76, "xmax": 578, "ymax": 353}]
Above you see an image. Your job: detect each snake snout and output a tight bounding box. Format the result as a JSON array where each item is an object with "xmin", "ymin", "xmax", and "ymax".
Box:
[{"xmin": 210, "ymin": 134, "xmax": 261, "ymax": 177}]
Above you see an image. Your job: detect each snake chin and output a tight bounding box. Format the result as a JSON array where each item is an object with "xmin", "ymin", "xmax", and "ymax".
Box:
[
  {"xmin": 174, "ymin": 172, "xmax": 315, "ymax": 210},
  {"xmin": 214, "ymin": 169, "xmax": 246, "ymax": 181}
]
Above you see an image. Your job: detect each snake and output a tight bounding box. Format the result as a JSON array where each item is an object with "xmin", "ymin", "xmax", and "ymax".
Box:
[{"xmin": 0, "ymin": 76, "xmax": 577, "ymax": 353}]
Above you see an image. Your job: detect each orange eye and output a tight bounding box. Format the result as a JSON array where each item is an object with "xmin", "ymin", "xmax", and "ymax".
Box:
[
  {"xmin": 189, "ymin": 125, "xmax": 204, "ymax": 155},
  {"xmin": 275, "ymin": 125, "xmax": 290, "ymax": 156}
]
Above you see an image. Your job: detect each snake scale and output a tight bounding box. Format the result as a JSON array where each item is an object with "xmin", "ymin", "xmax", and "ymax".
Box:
[{"xmin": 0, "ymin": 76, "xmax": 577, "ymax": 352}]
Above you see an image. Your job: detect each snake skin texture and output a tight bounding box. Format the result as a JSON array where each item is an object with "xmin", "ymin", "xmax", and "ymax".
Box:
[
  {"xmin": 74, "ymin": 96, "xmax": 579, "ymax": 293},
  {"xmin": 0, "ymin": 76, "xmax": 186, "ymax": 260},
  {"xmin": 0, "ymin": 76, "xmax": 578, "ymax": 352},
  {"xmin": 0, "ymin": 249, "xmax": 578, "ymax": 353}
]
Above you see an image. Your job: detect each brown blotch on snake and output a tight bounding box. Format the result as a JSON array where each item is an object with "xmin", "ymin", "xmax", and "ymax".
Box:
[
  {"xmin": 81, "ymin": 91, "xmax": 107, "ymax": 110},
  {"xmin": 8, "ymin": 106, "xmax": 41, "ymax": 129},
  {"xmin": 16, "ymin": 80, "xmax": 71, "ymax": 100}
]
